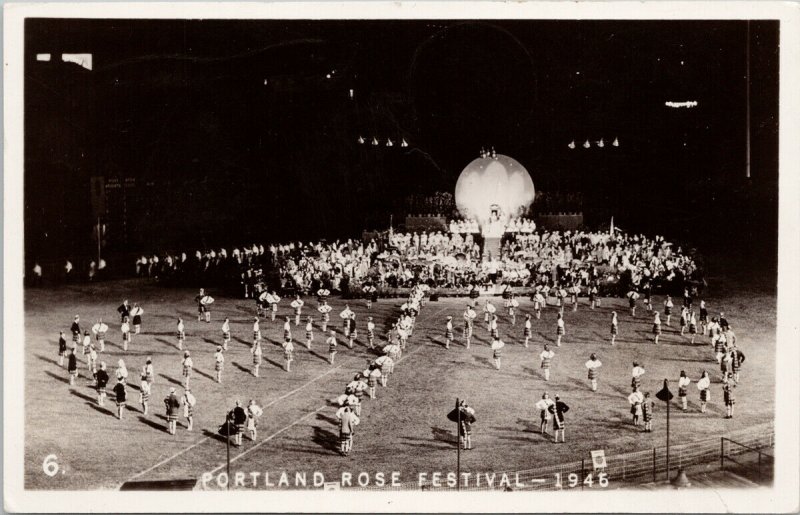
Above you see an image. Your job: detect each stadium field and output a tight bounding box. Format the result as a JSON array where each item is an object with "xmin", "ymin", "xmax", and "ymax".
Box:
[{"xmin": 23, "ymin": 271, "xmax": 775, "ymax": 490}]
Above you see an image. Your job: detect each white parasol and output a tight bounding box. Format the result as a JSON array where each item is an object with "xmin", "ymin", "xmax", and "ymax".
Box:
[
  {"xmin": 585, "ymin": 360, "xmax": 602, "ymax": 369},
  {"xmin": 258, "ymin": 291, "xmax": 270, "ymax": 302},
  {"xmin": 535, "ymin": 399, "xmax": 552, "ymax": 411},
  {"xmin": 491, "ymin": 340, "xmax": 505, "ymax": 350},
  {"xmin": 336, "ymin": 394, "xmax": 348, "ymax": 406},
  {"xmin": 200, "ymin": 296, "xmax": 214, "ymax": 305},
  {"xmin": 130, "ymin": 307, "xmax": 144, "ymax": 317},
  {"xmin": 369, "ymin": 368, "xmax": 382, "ymax": 378},
  {"xmin": 626, "ymin": 291, "xmax": 640, "ymax": 300},
  {"xmin": 486, "ymin": 304, "xmax": 497, "ymax": 313},
  {"xmin": 92, "ymin": 323, "xmax": 109, "ymax": 333}
]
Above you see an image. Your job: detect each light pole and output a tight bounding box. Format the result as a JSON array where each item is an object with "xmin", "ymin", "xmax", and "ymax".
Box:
[{"xmin": 656, "ymin": 379, "xmax": 674, "ymax": 481}]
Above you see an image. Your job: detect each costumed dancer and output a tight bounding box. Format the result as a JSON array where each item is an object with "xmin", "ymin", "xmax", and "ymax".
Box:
[
  {"xmin": 340, "ymin": 304, "xmax": 353, "ymax": 337},
  {"xmin": 628, "ymin": 387, "xmax": 644, "ymax": 426},
  {"xmin": 536, "ymin": 392, "xmax": 555, "ymax": 434},
  {"xmin": 631, "ymin": 362, "xmax": 646, "ymax": 390},
  {"xmin": 697, "ymin": 370, "xmax": 711, "ymax": 413},
  {"xmin": 95, "ymin": 362, "xmax": 109, "ymax": 406},
  {"xmin": 283, "ymin": 316, "xmax": 292, "ymax": 343},
  {"xmin": 117, "ymin": 300, "xmax": 130, "ymax": 323},
  {"xmin": 556, "ymin": 312, "xmax": 565, "ymax": 347},
  {"xmin": 688, "ymin": 310, "xmax": 698, "ymax": 344},
  {"xmin": 463, "ymin": 304, "xmax": 476, "ymax": 348},
  {"xmin": 246, "ymin": 399, "xmax": 263, "ymax": 440},
  {"xmin": 713, "ymin": 330, "xmax": 728, "ymax": 365},
  {"xmin": 221, "ymin": 318, "xmax": 231, "ymax": 351},
  {"xmin": 291, "ymin": 295, "xmax": 304, "ymax": 326},
  {"xmin": 491, "ymin": 336, "xmax": 504, "ymax": 370},
  {"xmin": 81, "ymin": 331, "xmax": 92, "ymax": 369},
  {"xmin": 92, "ymin": 319, "xmax": 108, "ymax": 353},
  {"xmin": 115, "ymin": 359, "xmax": 129, "ymax": 384},
  {"xmin": 699, "ymin": 299, "xmax": 709, "ymax": 335},
  {"xmin": 664, "ymin": 295, "xmax": 674, "ymax": 326},
  {"xmin": 164, "ymin": 388, "xmax": 180, "ymax": 435},
  {"xmin": 253, "ymin": 317, "xmax": 262, "ymax": 347},
  {"xmin": 374, "ymin": 355, "xmax": 393, "ymax": 387},
  {"xmin": 533, "ymin": 291, "xmax": 545, "ymax": 319},
  {"xmin": 305, "ymin": 316, "xmax": 314, "ymax": 350},
  {"xmin": 540, "ymin": 344, "xmax": 554, "ymax": 381},
  {"xmin": 139, "ymin": 372, "xmax": 151, "ymax": 415},
  {"xmin": 336, "ymin": 405, "xmax": 360, "ymax": 457},
  {"xmin": 181, "ymin": 351, "xmax": 193, "ymax": 388},
  {"xmin": 282, "ymin": 338, "xmax": 294, "ymax": 372},
  {"xmin": 113, "ymin": 377, "xmax": 127, "ymax": 419},
  {"xmin": 523, "ymin": 314, "xmax": 532, "ymax": 347},
  {"xmin": 366, "ymin": 316, "xmax": 375, "ymax": 350},
  {"xmin": 176, "ymin": 318, "xmax": 185, "ymax": 350},
  {"xmin": 131, "ymin": 303, "xmax": 143, "ymax": 334},
  {"xmin": 569, "ymin": 283, "xmax": 579, "ymax": 312},
  {"xmin": 589, "ymin": 284, "xmax": 598, "ymax": 310},
  {"xmin": 723, "ymin": 373, "xmax": 736, "ymax": 419},
  {"xmin": 318, "ymin": 300, "xmax": 332, "ymax": 332},
  {"xmin": 585, "ymin": 353, "xmax": 602, "ymax": 392},
  {"xmin": 642, "ymin": 282, "xmax": 652, "ymax": 312},
  {"xmin": 327, "ymin": 330, "xmax": 338, "ymax": 365},
  {"xmin": 121, "ymin": 317, "xmax": 131, "ymax": 351},
  {"xmin": 445, "ymin": 316, "xmax": 454, "ymax": 349},
  {"xmin": 67, "ymin": 348, "xmax": 78, "ymax": 385},
  {"xmin": 143, "ymin": 357, "xmax": 154, "ymax": 388},
  {"xmin": 627, "ymin": 290, "xmax": 639, "ymax": 317},
  {"xmin": 58, "ymin": 331, "xmax": 67, "ymax": 366},
  {"xmin": 557, "ymin": 286, "xmax": 568, "ymax": 314},
  {"xmin": 366, "ymin": 367, "xmax": 381, "ymax": 399},
  {"xmin": 652, "ymin": 311, "xmax": 662, "ymax": 344},
  {"xmin": 642, "ymin": 392, "xmax": 654, "ymax": 432},
  {"xmin": 680, "ymin": 306, "xmax": 690, "ymax": 335},
  {"xmin": 214, "ymin": 346, "xmax": 224, "ymax": 383},
  {"xmin": 549, "ymin": 396, "xmax": 569, "ymax": 443},
  {"xmin": 251, "ymin": 339, "xmax": 263, "ymax": 377},
  {"xmin": 484, "ymin": 300, "xmax": 496, "ymax": 331},
  {"xmin": 507, "ymin": 294, "xmax": 519, "ymax": 324},
  {"xmin": 70, "ymin": 315, "xmax": 81, "ymax": 346},
  {"xmin": 347, "ymin": 314, "xmax": 357, "ymax": 349},
  {"xmin": 182, "ymin": 387, "xmax": 196, "ymax": 431},
  {"xmin": 678, "ymin": 371, "xmax": 691, "ymax": 411},
  {"xmin": 730, "ymin": 345, "xmax": 745, "ymax": 382},
  {"xmin": 489, "ymin": 314, "xmax": 499, "ymax": 340},
  {"xmin": 610, "ymin": 311, "xmax": 619, "ymax": 345},
  {"xmin": 269, "ymin": 291, "xmax": 281, "ymax": 322}
]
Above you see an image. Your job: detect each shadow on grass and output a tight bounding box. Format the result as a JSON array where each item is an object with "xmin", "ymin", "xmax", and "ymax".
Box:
[
  {"xmin": 473, "ymin": 356, "xmax": 492, "ymax": 368},
  {"xmin": 86, "ymin": 401, "xmax": 115, "ymax": 417},
  {"xmin": 139, "ymin": 415, "xmax": 167, "ymax": 432},
  {"xmin": 159, "ymin": 373, "xmax": 183, "ymax": 387},
  {"xmin": 316, "ymin": 413, "xmax": 338, "ymax": 425},
  {"xmin": 431, "ymin": 426, "xmax": 458, "ymax": 445},
  {"xmin": 69, "ymin": 388, "xmax": 97, "ymax": 402},
  {"xmin": 308, "ymin": 350, "xmax": 330, "ymax": 363},
  {"xmin": 193, "ymin": 368, "xmax": 216, "ymax": 381},
  {"xmin": 264, "ymin": 358, "xmax": 284, "ymax": 370},
  {"xmin": 515, "ymin": 417, "xmax": 538, "ymax": 433},
  {"xmin": 311, "ymin": 425, "xmax": 340, "ymax": 453},
  {"xmin": 36, "ymin": 354, "xmax": 61, "ymax": 366},
  {"xmin": 232, "ymin": 362, "xmax": 254, "ymax": 375},
  {"xmin": 154, "ymin": 338, "xmax": 177, "ymax": 349},
  {"xmin": 202, "ymin": 428, "xmax": 228, "ymax": 443},
  {"xmin": 44, "ymin": 370, "xmax": 70, "ymax": 384}
]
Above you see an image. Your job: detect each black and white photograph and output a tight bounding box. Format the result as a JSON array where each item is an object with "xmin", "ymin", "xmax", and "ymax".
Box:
[{"xmin": 4, "ymin": 2, "xmax": 799, "ymax": 512}]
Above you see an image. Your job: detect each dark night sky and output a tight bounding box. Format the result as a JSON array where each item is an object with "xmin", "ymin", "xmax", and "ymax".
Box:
[{"xmin": 24, "ymin": 19, "xmax": 779, "ymax": 261}]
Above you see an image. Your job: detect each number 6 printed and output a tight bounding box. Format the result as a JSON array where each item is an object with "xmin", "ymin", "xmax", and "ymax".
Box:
[{"xmin": 42, "ymin": 454, "xmax": 59, "ymax": 477}]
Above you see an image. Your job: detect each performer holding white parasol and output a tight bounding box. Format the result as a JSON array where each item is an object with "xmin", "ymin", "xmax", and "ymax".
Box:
[
  {"xmin": 585, "ymin": 353, "xmax": 602, "ymax": 391},
  {"xmin": 317, "ymin": 300, "xmax": 332, "ymax": 332}
]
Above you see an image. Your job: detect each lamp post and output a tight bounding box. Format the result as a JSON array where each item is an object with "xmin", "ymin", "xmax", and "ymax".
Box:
[{"xmin": 656, "ymin": 379, "xmax": 674, "ymax": 481}]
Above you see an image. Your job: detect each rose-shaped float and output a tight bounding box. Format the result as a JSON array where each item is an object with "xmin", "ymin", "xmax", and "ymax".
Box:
[{"xmin": 454, "ymin": 154, "xmax": 535, "ymax": 227}]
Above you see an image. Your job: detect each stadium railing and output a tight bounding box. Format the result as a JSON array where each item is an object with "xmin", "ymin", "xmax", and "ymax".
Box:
[{"xmin": 347, "ymin": 422, "xmax": 774, "ymax": 491}]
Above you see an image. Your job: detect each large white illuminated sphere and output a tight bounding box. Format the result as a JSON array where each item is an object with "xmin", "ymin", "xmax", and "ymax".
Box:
[{"xmin": 454, "ymin": 154, "xmax": 535, "ymax": 225}]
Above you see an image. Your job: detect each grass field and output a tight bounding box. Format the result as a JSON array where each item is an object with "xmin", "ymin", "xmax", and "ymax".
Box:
[{"xmin": 23, "ymin": 269, "xmax": 776, "ymax": 490}]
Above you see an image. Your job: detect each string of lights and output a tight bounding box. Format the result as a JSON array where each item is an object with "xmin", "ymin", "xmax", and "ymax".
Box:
[{"xmin": 567, "ymin": 137, "xmax": 619, "ymax": 149}]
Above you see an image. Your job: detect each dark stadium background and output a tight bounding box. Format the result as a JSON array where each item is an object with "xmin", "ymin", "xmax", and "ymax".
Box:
[{"xmin": 24, "ymin": 20, "xmax": 778, "ymax": 270}]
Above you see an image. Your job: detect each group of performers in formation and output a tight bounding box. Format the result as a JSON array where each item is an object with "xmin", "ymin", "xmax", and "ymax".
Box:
[{"xmin": 55, "ymin": 274, "xmax": 743, "ymax": 457}]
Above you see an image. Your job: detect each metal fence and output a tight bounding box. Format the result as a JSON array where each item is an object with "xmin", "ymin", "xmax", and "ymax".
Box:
[{"xmin": 349, "ymin": 422, "xmax": 774, "ymax": 491}]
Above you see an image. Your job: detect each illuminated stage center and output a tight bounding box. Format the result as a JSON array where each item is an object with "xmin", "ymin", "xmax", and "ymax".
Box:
[{"xmin": 454, "ymin": 154, "xmax": 535, "ymax": 237}]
